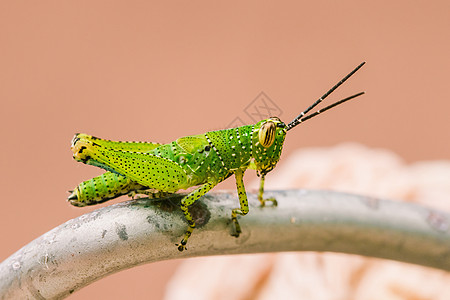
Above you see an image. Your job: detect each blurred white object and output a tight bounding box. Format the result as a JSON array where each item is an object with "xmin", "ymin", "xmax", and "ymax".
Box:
[{"xmin": 165, "ymin": 143, "xmax": 450, "ymax": 300}]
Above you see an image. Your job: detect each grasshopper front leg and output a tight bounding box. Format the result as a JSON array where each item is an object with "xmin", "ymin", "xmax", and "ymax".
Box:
[
  {"xmin": 177, "ymin": 182, "xmax": 216, "ymax": 251},
  {"xmin": 258, "ymin": 173, "xmax": 277, "ymax": 207},
  {"xmin": 231, "ymin": 169, "xmax": 249, "ymax": 237}
]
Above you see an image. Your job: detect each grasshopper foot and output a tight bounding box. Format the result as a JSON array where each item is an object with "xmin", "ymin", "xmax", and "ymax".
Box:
[
  {"xmin": 231, "ymin": 217, "xmax": 242, "ymax": 237},
  {"xmin": 176, "ymin": 241, "xmax": 187, "ymax": 252},
  {"xmin": 176, "ymin": 225, "xmax": 194, "ymax": 251},
  {"xmin": 259, "ymin": 197, "xmax": 278, "ymax": 207}
]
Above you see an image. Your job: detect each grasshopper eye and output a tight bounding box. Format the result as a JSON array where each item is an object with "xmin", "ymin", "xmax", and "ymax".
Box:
[{"xmin": 258, "ymin": 121, "xmax": 276, "ymax": 147}]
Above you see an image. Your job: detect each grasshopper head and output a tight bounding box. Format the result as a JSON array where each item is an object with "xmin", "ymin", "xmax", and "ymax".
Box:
[
  {"xmin": 250, "ymin": 62, "xmax": 367, "ymax": 175},
  {"xmin": 251, "ymin": 117, "xmax": 287, "ymax": 175}
]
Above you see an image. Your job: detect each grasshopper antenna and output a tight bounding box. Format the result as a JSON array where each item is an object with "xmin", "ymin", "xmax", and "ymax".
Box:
[
  {"xmin": 286, "ymin": 62, "xmax": 365, "ymax": 131},
  {"xmin": 298, "ymin": 91, "xmax": 365, "ymax": 123}
]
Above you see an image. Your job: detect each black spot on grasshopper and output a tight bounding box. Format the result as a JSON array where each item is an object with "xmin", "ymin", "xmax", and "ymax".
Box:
[{"xmin": 78, "ymin": 146, "xmax": 87, "ymax": 154}]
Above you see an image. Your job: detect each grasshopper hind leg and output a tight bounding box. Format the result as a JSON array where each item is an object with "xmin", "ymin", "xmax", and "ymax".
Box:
[
  {"xmin": 177, "ymin": 182, "xmax": 216, "ymax": 251},
  {"xmin": 68, "ymin": 172, "xmax": 147, "ymax": 207}
]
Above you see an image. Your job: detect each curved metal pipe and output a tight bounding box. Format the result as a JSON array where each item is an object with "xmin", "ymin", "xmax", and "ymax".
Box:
[{"xmin": 1, "ymin": 189, "xmax": 450, "ymax": 299}]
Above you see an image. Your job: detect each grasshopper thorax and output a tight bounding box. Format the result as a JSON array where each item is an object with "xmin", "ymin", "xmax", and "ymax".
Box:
[{"xmin": 251, "ymin": 117, "xmax": 287, "ymax": 175}]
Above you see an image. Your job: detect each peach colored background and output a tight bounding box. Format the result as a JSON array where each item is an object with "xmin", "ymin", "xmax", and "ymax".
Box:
[{"xmin": 0, "ymin": 1, "xmax": 449, "ymax": 299}]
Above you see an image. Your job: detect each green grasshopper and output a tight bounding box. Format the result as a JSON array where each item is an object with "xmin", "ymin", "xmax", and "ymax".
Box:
[{"xmin": 69, "ymin": 62, "xmax": 365, "ymax": 251}]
